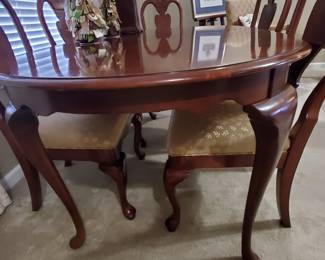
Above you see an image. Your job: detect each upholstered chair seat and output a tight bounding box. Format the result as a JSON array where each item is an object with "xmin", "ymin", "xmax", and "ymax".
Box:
[
  {"xmin": 226, "ymin": 0, "xmax": 257, "ymax": 25},
  {"xmin": 167, "ymin": 101, "xmax": 290, "ymax": 157},
  {"xmin": 39, "ymin": 113, "xmax": 130, "ymax": 150}
]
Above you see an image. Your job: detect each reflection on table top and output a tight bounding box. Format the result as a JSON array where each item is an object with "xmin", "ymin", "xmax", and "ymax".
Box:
[{"xmin": 0, "ymin": 26, "xmax": 309, "ymax": 80}]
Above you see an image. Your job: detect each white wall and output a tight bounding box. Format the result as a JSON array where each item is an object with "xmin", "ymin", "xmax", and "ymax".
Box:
[{"xmin": 0, "ymin": 88, "xmax": 17, "ymax": 179}]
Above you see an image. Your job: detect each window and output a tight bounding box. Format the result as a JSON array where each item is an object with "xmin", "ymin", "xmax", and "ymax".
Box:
[
  {"xmin": 0, "ymin": 0, "xmax": 63, "ymax": 54},
  {"xmin": 0, "ymin": 0, "xmax": 66, "ymax": 76}
]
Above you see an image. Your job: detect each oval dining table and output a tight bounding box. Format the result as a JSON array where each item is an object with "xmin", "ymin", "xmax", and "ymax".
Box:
[{"xmin": 0, "ymin": 25, "xmax": 311, "ymax": 260}]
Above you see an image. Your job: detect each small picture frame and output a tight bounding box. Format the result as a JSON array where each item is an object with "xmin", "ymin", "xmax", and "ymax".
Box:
[
  {"xmin": 192, "ymin": 0, "xmax": 226, "ymax": 20},
  {"xmin": 191, "ymin": 26, "xmax": 225, "ymax": 68}
]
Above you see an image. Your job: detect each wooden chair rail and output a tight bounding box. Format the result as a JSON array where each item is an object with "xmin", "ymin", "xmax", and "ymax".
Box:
[{"xmin": 252, "ymin": 0, "xmax": 306, "ymax": 35}]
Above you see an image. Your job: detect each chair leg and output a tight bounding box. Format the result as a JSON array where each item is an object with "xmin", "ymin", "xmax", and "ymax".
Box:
[
  {"xmin": 276, "ymin": 168, "xmax": 293, "ymax": 228},
  {"xmin": 149, "ymin": 112, "xmax": 157, "ymax": 120},
  {"xmin": 131, "ymin": 114, "xmax": 146, "ymax": 160},
  {"xmin": 99, "ymin": 155, "xmax": 136, "ymax": 220},
  {"xmin": 65, "ymin": 160, "xmax": 73, "ymax": 167},
  {"xmin": 21, "ymin": 160, "xmax": 42, "ymax": 211},
  {"xmin": 140, "ymin": 134, "xmax": 147, "ymax": 148},
  {"xmin": 276, "ymin": 77, "xmax": 325, "ymax": 228},
  {"xmin": 276, "ymin": 144, "xmax": 313, "ymax": 228},
  {"xmin": 164, "ymin": 164, "xmax": 189, "ymax": 232}
]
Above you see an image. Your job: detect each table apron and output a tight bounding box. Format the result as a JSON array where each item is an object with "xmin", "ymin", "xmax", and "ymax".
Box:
[{"xmin": 4, "ymin": 66, "xmax": 290, "ymax": 116}]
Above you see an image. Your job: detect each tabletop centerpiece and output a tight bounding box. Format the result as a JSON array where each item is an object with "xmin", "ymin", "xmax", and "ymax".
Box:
[{"xmin": 66, "ymin": 0, "xmax": 121, "ymax": 44}]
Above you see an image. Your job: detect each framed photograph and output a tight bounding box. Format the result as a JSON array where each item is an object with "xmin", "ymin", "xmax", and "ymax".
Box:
[
  {"xmin": 192, "ymin": 0, "xmax": 226, "ymax": 19},
  {"xmin": 191, "ymin": 26, "xmax": 226, "ymax": 68}
]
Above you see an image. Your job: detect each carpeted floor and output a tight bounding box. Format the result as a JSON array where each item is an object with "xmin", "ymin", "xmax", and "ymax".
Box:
[{"xmin": 0, "ymin": 78, "xmax": 324, "ymax": 260}]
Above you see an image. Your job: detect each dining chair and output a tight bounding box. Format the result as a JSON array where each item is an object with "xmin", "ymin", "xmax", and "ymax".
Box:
[
  {"xmin": 127, "ymin": 0, "xmax": 185, "ymax": 159},
  {"xmin": 163, "ymin": 0, "xmax": 324, "ymax": 232},
  {"xmin": 0, "ymin": 0, "xmax": 147, "ymax": 221},
  {"xmin": 132, "ymin": 0, "xmax": 181, "ymax": 123},
  {"xmin": 227, "ymin": 0, "xmax": 306, "ymax": 34},
  {"xmin": 37, "ymin": 0, "xmax": 147, "ymax": 160}
]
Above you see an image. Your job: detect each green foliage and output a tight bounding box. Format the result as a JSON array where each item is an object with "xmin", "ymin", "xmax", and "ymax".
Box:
[
  {"xmin": 87, "ymin": 34, "xmax": 95, "ymax": 43},
  {"xmin": 73, "ymin": 9, "xmax": 83, "ymax": 19}
]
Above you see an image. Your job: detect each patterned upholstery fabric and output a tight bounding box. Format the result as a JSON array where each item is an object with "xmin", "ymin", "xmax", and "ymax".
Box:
[
  {"xmin": 226, "ymin": 0, "xmax": 256, "ymax": 25},
  {"xmin": 167, "ymin": 101, "xmax": 290, "ymax": 157},
  {"xmin": 39, "ymin": 113, "xmax": 130, "ymax": 150}
]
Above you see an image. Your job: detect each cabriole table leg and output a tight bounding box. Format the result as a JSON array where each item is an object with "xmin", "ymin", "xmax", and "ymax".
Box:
[
  {"xmin": 242, "ymin": 86, "xmax": 298, "ymax": 260},
  {"xmin": 5, "ymin": 104, "xmax": 85, "ymax": 249}
]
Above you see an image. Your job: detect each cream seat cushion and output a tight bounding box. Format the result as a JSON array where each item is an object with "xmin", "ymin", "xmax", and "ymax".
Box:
[
  {"xmin": 167, "ymin": 101, "xmax": 290, "ymax": 157},
  {"xmin": 39, "ymin": 113, "xmax": 130, "ymax": 150},
  {"xmin": 226, "ymin": 0, "xmax": 256, "ymax": 25}
]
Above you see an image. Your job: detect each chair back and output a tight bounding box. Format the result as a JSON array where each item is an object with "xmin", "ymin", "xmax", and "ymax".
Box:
[
  {"xmin": 140, "ymin": 0, "xmax": 183, "ymax": 31},
  {"xmin": 287, "ymin": 0, "xmax": 324, "ymax": 86},
  {"xmin": 140, "ymin": 0, "xmax": 183, "ymax": 57},
  {"xmin": 0, "ymin": 0, "xmax": 37, "ymax": 76},
  {"xmin": 36, "ymin": 0, "xmax": 76, "ymax": 76},
  {"xmin": 252, "ymin": 0, "xmax": 306, "ymax": 34},
  {"xmin": 289, "ymin": 0, "xmax": 325, "ymax": 151},
  {"xmin": 0, "ymin": 26, "xmax": 18, "ymax": 128},
  {"xmin": 0, "ymin": 26, "xmax": 17, "ymax": 75},
  {"xmin": 300, "ymin": 0, "xmax": 325, "ymax": 107},
  {"xmin": 302, "ymin": 0, "xmax": 325, "ymax": 49},
  {"xmin": 227, "ymin": 0, "xmax": 306, "ymax": 34},
  {"xmin": 116, "ymin": 0, "xmax": 141, "ymax": 33},
  {"xmin": 37, "ymin": 0, "xmax": 72, "ymax": 46},
  {"xmin": 0, "ymin": 0, "xmax": 33, "ymax": 52}
]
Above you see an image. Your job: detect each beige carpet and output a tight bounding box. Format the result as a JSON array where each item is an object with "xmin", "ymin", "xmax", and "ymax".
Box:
[{"xmin": 0, "ymin": 78, "xmax": 324, "ymax": 260}]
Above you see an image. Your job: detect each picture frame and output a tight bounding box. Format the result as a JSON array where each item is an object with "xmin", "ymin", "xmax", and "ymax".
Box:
[
  {"xmin": 192, "ymin": 0, "xmax": 226, "ymax": 20},
  {"xmin": 191, "ymin": 26, "xmax": 226, "ymax": 68}
]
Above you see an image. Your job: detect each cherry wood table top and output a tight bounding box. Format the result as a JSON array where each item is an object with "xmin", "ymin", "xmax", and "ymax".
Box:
[{"xmin": 0, "ymin": 26, "xmax": 310, "ymax": 90}]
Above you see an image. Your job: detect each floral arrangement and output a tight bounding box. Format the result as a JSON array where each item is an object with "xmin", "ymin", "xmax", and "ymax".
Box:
[{"xmin": 66, "ymin": 0, "xmax": 121, "ymax": 43}]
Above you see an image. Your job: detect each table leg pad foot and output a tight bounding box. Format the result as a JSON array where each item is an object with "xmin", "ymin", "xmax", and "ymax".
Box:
[
  {"xmin": 165, "ymin": 216, "xmax": 179, "ymax": 232},
  {"xmin": 69, "ymin": 233, "xmax": 85, "ymax": 249},
  {"xmin": 243, "ymin": 251, "xmax": 261, "ymax": 260},
  {"xmin": 123, "ymin": 204, "xmax": 136, "ymax": 220}
]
